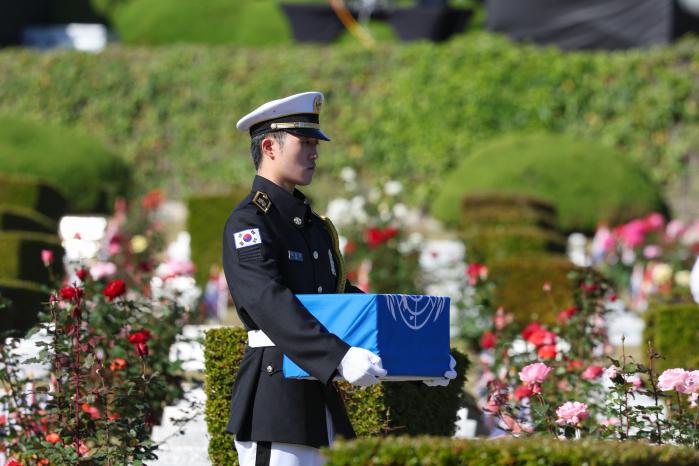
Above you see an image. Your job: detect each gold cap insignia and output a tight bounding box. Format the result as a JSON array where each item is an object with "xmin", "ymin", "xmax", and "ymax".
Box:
[{"xmin": 313, "ymin": 95, "xmax": 322, "ymax": 114}]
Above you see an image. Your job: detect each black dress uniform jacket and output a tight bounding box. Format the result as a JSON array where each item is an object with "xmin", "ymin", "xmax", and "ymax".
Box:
[{"xmin": 222, "ymin": 175, "xmax": 362, "ymax": 448}]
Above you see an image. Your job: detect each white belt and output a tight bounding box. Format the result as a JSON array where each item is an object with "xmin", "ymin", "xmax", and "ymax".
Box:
[{"xmin": 248, "ymin": 330, "xmax": 275, "ymax": 348}]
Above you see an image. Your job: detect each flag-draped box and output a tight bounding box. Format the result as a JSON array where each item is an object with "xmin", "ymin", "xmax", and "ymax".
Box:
[{"xmin": 284, "ymin": 294, "xmax": 451, "ymax": 380}]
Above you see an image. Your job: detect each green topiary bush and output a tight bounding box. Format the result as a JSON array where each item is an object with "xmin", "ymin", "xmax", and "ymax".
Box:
[
  {"xmin": 432, "ymin": 132, "xmax": 666, "ymax": 233},
  {"xmin": 490, "ymin": 255, "xmax": 575, "ymax": 325},
  {"xmin": 323, "ymin": 436, "xmax": 699, "ymax": 466},
  {"xmin": 0, "ymin": 205, "xmax": 56, "ymax": 234},
  {"xmin": 0, "ymin": 232, "xmax": 64, "ymax": 284},
  {"xmin": 187, "ymin": 189, "xmax": 249, "ymax": 286},
  {"xmin": 643, "ymin": 304, "xmax": 699, "ymax": 373},
  {"xmin": 204, "ymin": 327, "xmax": 469, "ymax": 465},
  {"xmin": 0, "ymin": 115, "xmax": 130, "ymax": 214},
  {"xmin": 0, "ymin": 174, "xmax": 67, "ymax": 221},
  {"xmin": 0, "ymin": 278, "xmax": 48, "ymax": 336}
]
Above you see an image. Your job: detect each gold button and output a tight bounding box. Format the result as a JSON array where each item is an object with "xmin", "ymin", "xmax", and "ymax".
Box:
[
  {"xmin": 317, "ymin": 286, "xmax": 323, "ymax": 293},
  {"xmin": 313, "ymin": 251, "xmax": 319, "ymax": 259},
  {"xmin": 293, "ymin": 217, "xmax": 302, "ymax": 226},
  {"xmin": 266, "ymin": 365, "xmax": 273, "ymax": 374}
]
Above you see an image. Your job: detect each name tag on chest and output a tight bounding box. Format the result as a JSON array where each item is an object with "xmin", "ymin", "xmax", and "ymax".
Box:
[{"xmin": 288, "ymin": 250, "xmax": 304, "ymax": 262}]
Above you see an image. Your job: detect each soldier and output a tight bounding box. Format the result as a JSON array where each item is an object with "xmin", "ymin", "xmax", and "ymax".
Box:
[{"xmin": 222, "ymin": 92, "xmax": 455, "ymax": 466}]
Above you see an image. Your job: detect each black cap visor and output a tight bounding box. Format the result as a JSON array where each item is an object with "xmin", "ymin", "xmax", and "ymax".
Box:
[{"xmin": 284, "ymin": 127, "xmax": 331, "ymax": 141}]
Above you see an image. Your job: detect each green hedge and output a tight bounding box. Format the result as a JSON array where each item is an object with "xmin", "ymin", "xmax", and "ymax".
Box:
[
  {"xmin": 0, "ymin": 232, "xmax": 64, "ymax": 284},
  {"xmin": 0, "ymin": 174, "xmax": 67, "ymax": 221},
  {"xmin": 204, "ymin": 327, "xmax": 469, "ymax": 466},
  {"xmin": 643, "ymin": 304, "xmax": 699, "ymax": 372},
  {"xmin": 323, "ymin": 437, "xmax": 699, "ymax": 466},
  {"xmin": 0, "ymin": 34, "xmax": 697, "ymax": 208},
  {"xmin": 0, "ymin": 115, "xmax": 130, "ymax": 214},
  {"xmin": 0, "ymin": 279, "xmax": 47, "ymax": 336},
  {"xmin": 433, "ymin": 132, "xmax": 666, "ymax": 233},
  {"xmin": 0, "ymin": 205, "xmax": 56, "ymax": 234},
  {"xmin": 187, "ymin": 189, "xmax": 249, "ymax": 286},
  {"xmin": 490, "ymin": 255, "xmax": 575, "ymax": 325}
]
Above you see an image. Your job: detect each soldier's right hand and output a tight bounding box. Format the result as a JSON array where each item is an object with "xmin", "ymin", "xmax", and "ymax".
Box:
[{"xmin": 337, "ymin": 347, "xmax": 387, "ymax": 387}]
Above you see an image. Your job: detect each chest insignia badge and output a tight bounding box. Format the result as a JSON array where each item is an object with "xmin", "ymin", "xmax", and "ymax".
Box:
[{"xmin": 288, "ymin": 250, "xmax": 304, "ymax": 262}]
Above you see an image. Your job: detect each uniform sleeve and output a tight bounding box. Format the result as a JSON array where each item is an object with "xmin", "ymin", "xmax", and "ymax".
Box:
[
  {"xmin": 344, "ymin": 280, "xmax": 365, "ymax": 294},
  {"xmin": 222, "ymin": 208, "xmax": 350, "ymax": 384}
]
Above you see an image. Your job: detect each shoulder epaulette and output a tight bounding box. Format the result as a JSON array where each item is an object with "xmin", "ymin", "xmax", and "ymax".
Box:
[{"xmin": 252, "ymin": 191, "xmax": 272, "ymax": 213}]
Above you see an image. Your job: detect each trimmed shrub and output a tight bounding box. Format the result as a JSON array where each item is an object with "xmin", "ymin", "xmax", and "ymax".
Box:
[
  {"xmin": 0, "ymin": 232, "xmax": 64, "ymax": 284},
  {"xmin": 643, "ymin": 304, "xmax": 699, "ymax": 372},
  {"xmin": 204, "ymin": 327, "xmax": 469, "ymax": 465},
  {"xmin": 0, "ymin": 205, "xmax": 56, "ymax": 234},
  {"xmin": 0, "ymin": 34, "xmax": 697, "ymax": 207},
  {"xmin": 323, "ymin": 436, "xmax": 699, "ymax": 466},
  {"xmin": 0, "ymin": 278, "xmax": 47, "ymax": 336},
  {"xmin": 490, "ymin": 255, "xmax": 575, "ymax": 325},
  {"xmin": 432, "ymin": 132, "xmax": 666, "ymax": 233},
  {"xmin": 187, "ymin": 189, "xmax": 249, "ymax": 286},
  {"xmin": 463, "ymin": 225, "xmax": 567, "ymax": 262},
  {"xmin": 0, "ymin": 174, "xmax": 67, "ymax": 221},
  {"xmin": 461, "ymin": 193, "xmax": 559, "ymax": 230},
  {"xmin": 0, "ymin": 115, "xmax": 130, "ymax": 214}
]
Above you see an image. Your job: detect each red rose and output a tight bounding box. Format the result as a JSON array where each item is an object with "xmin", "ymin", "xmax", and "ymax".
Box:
[
  {"xmin": 128, "ymin": 330, "xmax": 151, "ymax": 345},
  {"xmin": 537, "ymin": 345, "xmax": 557, "ymax": 359},
  {"xmin": 581, "ymin": 364, "xmax": 605, "ymax": 380},
  {"xmin": 521, "ymin": 322, "xmax": 544, "ymax": 341},
  {"xmin": 528, "ymin": 329, "xmax": 557, "ymax": 347},
  {"xmin": 102, "ymin": 279, "xmax": 126, "ymax": 301},
  {"xmin": 59, "ymin": 286, "xmax": 83, "ymax": 302},
  {"xmin": 513, "ymin": 384, "xmax": 533, "ymax": 401},
  {"xmin": 480, "ymin": 331, "xmax": 496, "ymax": 349},
  {"xmin": 466, "ymin": 263, "xmax": 488, "ymax": 286},
  {"xmin": 365, "ymin": 227, "xmax": 399, "ymax": 248},
  {"xmin": 557, "ymin": 306, "xmax": 578, "ymax": 323},
  {"xmin": 136, "ymin": 342, "xmax": 149, "ymax": 357},
  {"xmin": 75, "ymin": 268, "xmax": 89, "ymax": 281},
  {"xmin": 5, "ymin": 460, "xmax": 23, "ymax": 466},
  {"xmin": 142, "ymin": 189, "xmax": 165, "ymax": 211},
  {"xmin": 45, "ymin": 432, "xmax": 61, "ymax": 444},
  {"xmin": 566, "ymin": 359, "xmax": 584, "ymax": 371},
  {"xmin": 110, "ymin": 358, "xmax": 127, "ymax": 371}
]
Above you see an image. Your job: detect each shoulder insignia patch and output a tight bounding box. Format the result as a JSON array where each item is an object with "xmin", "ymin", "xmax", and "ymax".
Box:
[{"xmin": 252, "ymin": 191, "xmax": 272, "ymax": 213}]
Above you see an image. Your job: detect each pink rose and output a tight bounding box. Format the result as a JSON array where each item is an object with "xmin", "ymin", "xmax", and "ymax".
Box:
[
  {"xmin": 685, "ymin": 370, "xmax": 699, "ymax": 393},
  {"xmin": 605, "ymin": 365, "xmax": 618, "ymax": 379},
  {"xmin": 643, "ymin": 245, "xmax": 662, "ymax": 259},
  {"xmin": 90, "ymin": 261, "xmax": 117, "ymax": 280},
  {"xmin": 645, "ymin": 212, "xmax": 665, "ymax": 230},
  {"xmin": 626, "ymin": 375, "xmax": 642, "ymax": 391},
  {"xmin": 581, "ymin": 365, "xmax": 605, "ymax": 381},
  {"xmin": 658, "ymin": 368, "xmax": 689, "ymax": 392},
  {"xmin": 666, "ymin": 219, "xmax": 686, "ymax": 240},
  {"xmin": 555, "ymin": 401, "xmax": 589, "ymax": 426},
  {"xmin": 519, "ymin": 362, "xmax": 552, "ymax": 385},
  {"xmin": 601, "ymin": 416, "xmax": 620, "ymax": 427},
  {"xmin": 690, "ymin": 393, "xmax": 698, "ymax": 408},
  {"xmin": 41, "ymin": 249, "xmax": 54, "ymax": 266}
]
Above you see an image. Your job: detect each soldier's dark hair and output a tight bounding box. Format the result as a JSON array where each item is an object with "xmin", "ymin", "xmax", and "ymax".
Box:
[{"xmin": 250, "ymin": 131, "xmax": 286, "ymax": 170}]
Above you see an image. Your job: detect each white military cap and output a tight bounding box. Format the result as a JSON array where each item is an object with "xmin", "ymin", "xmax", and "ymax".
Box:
[{"xmin": 236, "ymin": 91, "xmax": 331, "ymax": 141}]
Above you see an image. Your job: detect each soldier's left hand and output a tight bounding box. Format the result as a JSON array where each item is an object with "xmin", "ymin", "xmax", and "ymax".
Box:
[{"xmin": 423, "ymin": 355, "xmax": 457, "ymax": 387}]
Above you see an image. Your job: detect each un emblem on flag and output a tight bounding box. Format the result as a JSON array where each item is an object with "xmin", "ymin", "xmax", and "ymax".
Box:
[{"xmin": 384, "ymin": 295, "xmax": 448, "ymax": 331}]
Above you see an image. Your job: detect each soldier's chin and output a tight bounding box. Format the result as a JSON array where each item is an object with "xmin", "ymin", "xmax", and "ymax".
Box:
[{"xmin": 297, "ymin": 173, "xmax": 314, "ymax": 186}]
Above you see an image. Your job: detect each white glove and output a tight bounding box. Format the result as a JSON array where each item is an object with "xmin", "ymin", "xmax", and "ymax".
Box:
[
  {"xmin": 337, "ymin": 347, "xmax": 387, "ymax": 387},
  {"xmin": 423, "ymin": 355, "xmax": 457, "ymax": 387}
]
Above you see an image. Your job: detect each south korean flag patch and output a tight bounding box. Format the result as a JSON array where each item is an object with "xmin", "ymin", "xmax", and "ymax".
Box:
[
  {"xmin": 234, "ymin": 228, "xmax": 261, "ymax": 249},
  {"xmin": 234, "ymin": 228, "xmax": 262, "ymax": 262}
]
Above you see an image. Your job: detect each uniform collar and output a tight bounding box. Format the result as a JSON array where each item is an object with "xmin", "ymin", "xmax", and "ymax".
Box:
[{"xmin": 252, "ymin": 175, "xmax": 310, "ymax": 227}]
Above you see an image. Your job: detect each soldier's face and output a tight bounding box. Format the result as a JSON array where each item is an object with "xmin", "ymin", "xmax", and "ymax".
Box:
[{"xmin": 274, "ymin": 133, "xmax": 319, "ymax": 188}]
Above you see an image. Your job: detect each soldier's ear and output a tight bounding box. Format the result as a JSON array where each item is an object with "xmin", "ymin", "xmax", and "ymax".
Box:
[{"xmin": 261, "ymin": 135, "xmax": 276, "ymax": 160}]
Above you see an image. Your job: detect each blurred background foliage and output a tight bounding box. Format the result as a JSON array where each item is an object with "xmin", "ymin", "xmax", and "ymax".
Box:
[{"xmin": 0, "ymin": 32, "xmax": 697, "ymax": 218}]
